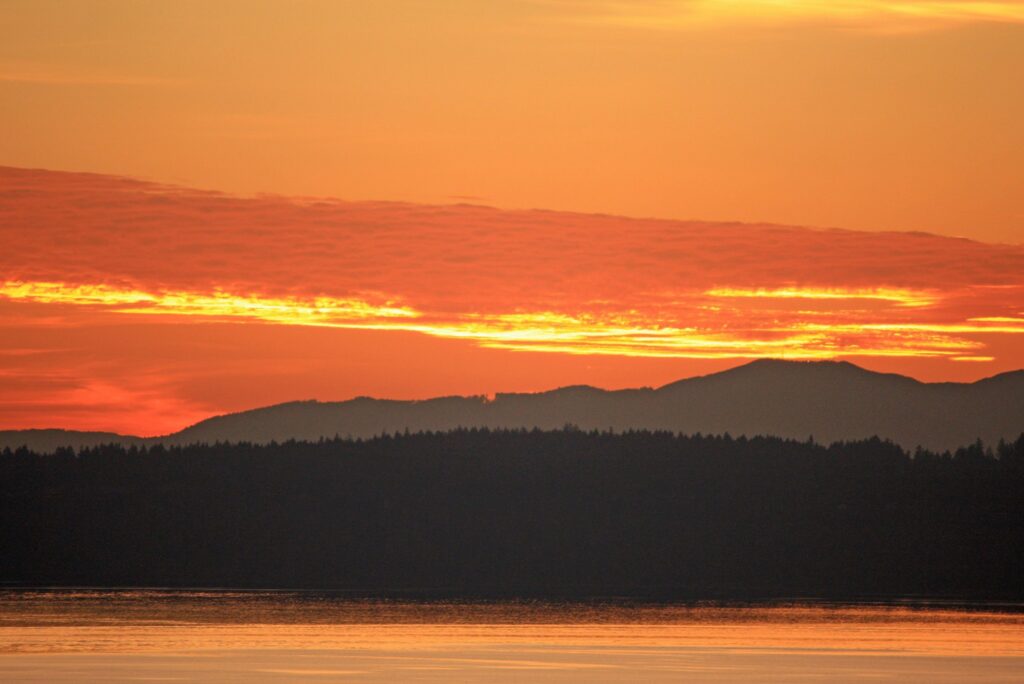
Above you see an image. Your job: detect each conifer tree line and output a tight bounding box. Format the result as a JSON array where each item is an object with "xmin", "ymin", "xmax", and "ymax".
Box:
[{"xmin": 3, "ymin": 429, "xmax": 1023, "ymax": 599}]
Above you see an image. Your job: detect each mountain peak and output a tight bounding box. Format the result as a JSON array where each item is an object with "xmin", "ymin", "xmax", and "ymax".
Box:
[
  {"xmin": 738, "ymin": 358, "xmax": 866, "ymax": 372},
  {"xmin": 657, "ymin": 358, "xmax": 880, "ymax": 392}
]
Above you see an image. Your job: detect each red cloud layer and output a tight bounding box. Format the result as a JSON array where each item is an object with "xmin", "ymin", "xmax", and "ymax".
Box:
[
  {"xmin": 3, "ymin": 166, "xmax": 1022, "ymax": 311},
  {"xmin": 1, "ymin": 166, "xmax": 1022, "ymax": 434}
]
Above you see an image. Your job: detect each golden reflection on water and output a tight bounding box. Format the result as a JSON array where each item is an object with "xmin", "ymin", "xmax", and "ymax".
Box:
[{"xmin": 1, "ymin": 592, "xmax": 1023, "ymax": 682}]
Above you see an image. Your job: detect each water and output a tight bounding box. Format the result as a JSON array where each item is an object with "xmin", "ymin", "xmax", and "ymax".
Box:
[{"xmin": 1, "ymin": 590, "xmax": 1022, "ymax": 682}]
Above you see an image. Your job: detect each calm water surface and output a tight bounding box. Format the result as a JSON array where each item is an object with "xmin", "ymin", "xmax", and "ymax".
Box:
[{"xmin": 1, "ymin": 590, "xmax": 1022, "ymax": 682}]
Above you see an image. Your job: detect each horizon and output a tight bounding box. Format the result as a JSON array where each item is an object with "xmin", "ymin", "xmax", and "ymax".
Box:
[{"xmin": 4, "ymin": 356, "xmax": 1022, "ymax": 440}]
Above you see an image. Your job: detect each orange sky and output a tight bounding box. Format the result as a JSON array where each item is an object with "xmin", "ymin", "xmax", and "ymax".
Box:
[
  {"xmin": 1, "ymin": 2, "xmax": 1023, "ymax": 434},
  {"xmin": 2, "ymin": 1, "xmax": 1023, "ymax": 242}
]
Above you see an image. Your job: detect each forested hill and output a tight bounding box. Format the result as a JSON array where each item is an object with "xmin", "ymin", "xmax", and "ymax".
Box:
[
  {"xmin": 3, "ymin": 429, "xmax": 1023, "ymax": 599},
  {"xmin": 3, "ymin": 360, "xmax": 1024, "ymax": 453}
]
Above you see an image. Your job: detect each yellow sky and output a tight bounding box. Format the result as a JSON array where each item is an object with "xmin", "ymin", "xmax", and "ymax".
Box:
[{"xmin": 1, "ymin": 0, "xmax": 1022, "ymax": 243}]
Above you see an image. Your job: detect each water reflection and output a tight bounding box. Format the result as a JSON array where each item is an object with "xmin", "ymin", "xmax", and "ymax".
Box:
[{"xmin": 1, "ymin": 590, "xmax": 1022, "ymax": 682}]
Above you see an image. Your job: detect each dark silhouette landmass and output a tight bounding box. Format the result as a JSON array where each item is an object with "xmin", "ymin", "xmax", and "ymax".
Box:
[
  {"xmin": 0, "ymin": 429, "xmax": 144, "ymax": 454},
  {"xmin": 3, "ymin": 360, "xmax": 1023, "ymax": 452},
  {"xmin": 2, "ymin": 429, "xmax": 1023, "ymax": 599}
]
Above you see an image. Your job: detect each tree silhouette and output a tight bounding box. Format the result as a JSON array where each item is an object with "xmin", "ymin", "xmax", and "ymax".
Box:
[{"xmin": 2, "ymin": 429, "xmax": 1022, "ymax": 599}]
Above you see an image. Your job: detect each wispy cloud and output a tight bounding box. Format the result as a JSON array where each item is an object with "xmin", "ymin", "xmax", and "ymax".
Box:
[{"xmin": 547, "ymin": 0, "xmax": 1024, "ymax": 31}]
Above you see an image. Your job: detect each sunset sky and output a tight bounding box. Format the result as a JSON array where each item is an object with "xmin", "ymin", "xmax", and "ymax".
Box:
[{"xmin": 2, "ymin": 1, "xmax": 1023, "ymax": 435}]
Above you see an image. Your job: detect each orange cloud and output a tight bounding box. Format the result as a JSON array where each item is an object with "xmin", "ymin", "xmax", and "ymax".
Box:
[
  {"xmin": 3, "ymin": 166, "xmax": 1022, "ymax": 358},
  {"xmin": 570, "ymin": 0, "xmax": 1024, "ymax": 30},
  {"xmin": 0, "ymin": 281, "xmax": 418, "ymax": 324},
  {"xmin": 1, "ymin": 166, "xmax": 1022, "ymax": 433},
  {"xmin": 703, "ymin": 286, "xmax": 939, "ymax": 307}
]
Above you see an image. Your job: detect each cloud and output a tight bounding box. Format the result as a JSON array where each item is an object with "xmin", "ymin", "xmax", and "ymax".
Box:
[
  {"xmin": 1, "ymin": 165, "xmax": 1022, "ymax": 361},
  {"xmin": 547, "ymin": 0, "xmax": 1024, "ymax": 31},
  {"xmin": 1, "ymin": 165, "xmax": 1022, "ymax": 433}
]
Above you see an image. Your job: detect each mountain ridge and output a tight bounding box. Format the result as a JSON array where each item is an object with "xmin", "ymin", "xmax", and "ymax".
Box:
[{"xmin": 3, "ymin": 360, "xmax": 1022, "ymax": 452}]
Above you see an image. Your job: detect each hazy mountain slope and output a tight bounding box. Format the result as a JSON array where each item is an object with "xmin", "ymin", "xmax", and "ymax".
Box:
[
  {"xmin": 4, "ymin": 360, "xmax": 1023, "ymax": 452},
  {"xmin": 0, "ymin": 429, "xmax": 144, "ymax": 453},
  {"xmin": 647, "ymin": 360, "xmax": 1024, "ymax": 449}
]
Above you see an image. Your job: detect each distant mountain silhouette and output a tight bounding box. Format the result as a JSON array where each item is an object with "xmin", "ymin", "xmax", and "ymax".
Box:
[
  {"xmin": 3, "ymin": 360, "xmax": 1023, "ymax": 452},
  {"xmin": 0, "ymin": 429, "xmax": 144, "ymax": 453}
]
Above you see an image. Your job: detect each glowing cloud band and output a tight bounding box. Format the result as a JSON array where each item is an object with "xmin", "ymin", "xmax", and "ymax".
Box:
[
  {"xmin": 704, "ymin": 287, "xmax": 938, "ymax": 308},
  {"xmin": 586, "ymin": 0, "xmax": 1024, "ymax": 29},
  {"xmin": 0, "ymin": 281, "xmax": 418, "ymax": 325},
  {"xmin": 4, "ymin": 280, "xmax": 1021, "ymax": 361}
]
